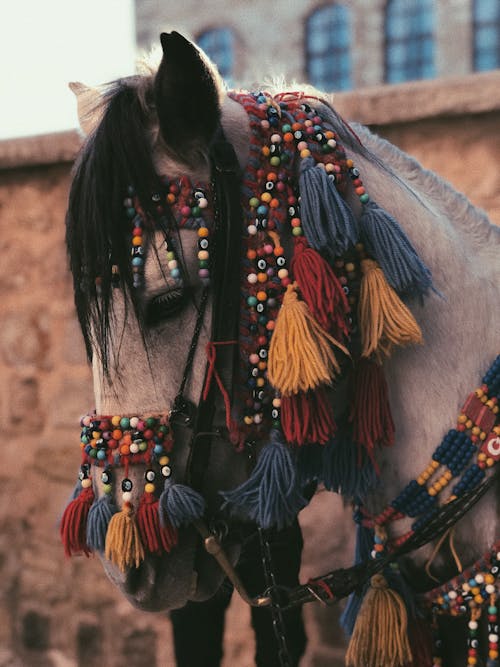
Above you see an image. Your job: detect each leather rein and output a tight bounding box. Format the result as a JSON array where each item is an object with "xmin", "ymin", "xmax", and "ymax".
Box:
[{"xmin": 170, "ymin": 130, "xmax": 498, "ymax": 612}]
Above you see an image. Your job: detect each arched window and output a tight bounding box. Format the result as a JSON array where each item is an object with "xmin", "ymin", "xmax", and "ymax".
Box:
[
  {"xmin": 385, "ymin": 0, "xmax": 435, "ymax": 84},
  {"xmin": 197, "ymin": 28, "xmax": 234, "ymax": 82},
  {"xmin": 474, "ymin": 0, "xmax": 500, "ymax": 71},
  {"xmin": 306, "ymin": 4, "xmax": 352, "ymax": 91}
]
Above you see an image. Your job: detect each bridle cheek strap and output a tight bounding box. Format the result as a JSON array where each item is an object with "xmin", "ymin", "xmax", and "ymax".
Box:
[{"xmin": 186, "ymin": 127, "xmax": 244, "ymax": 489}]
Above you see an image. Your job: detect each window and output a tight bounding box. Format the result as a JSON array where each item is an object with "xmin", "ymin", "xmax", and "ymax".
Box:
[
  {"xmin": 197, "ymin": 28, "xmax": 234, "ymax": 82},
  {"xmin": 306, "ymin": 4, "xmax": 352, "ymax": 91},
  {"xmin": 385, "ymin": 0, "xmax": 435, "ymax": 83},
  {"xmin": 474, "ymin": 0, "xmax": 500, "ymax": 71}
]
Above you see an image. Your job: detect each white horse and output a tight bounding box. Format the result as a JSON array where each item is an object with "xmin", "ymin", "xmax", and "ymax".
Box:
[{"xmin": 63, "ymin": 32, "xmax": 500, "ymax": 667}]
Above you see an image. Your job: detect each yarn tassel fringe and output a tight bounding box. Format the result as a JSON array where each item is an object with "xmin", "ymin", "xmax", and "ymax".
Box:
[
  {"xmin": 268, "ymin": 282, "xmax": 348, "ymax": 396},
  {"xmin": 299, "ymin": 156, "xmax": 359, "ymax": 256},
  {"xmin": 291, "ymin": 238, "xmax": 350, "ymax": 340},
  {"xmin": 137, "ymin": 492, "xmax": 178, "ymax": 554},
  {"xmin": 345, "ymin": 573, "xmax": 413, "ymax": 667},
  {"xmin": 60, "ymin": 485, "xmax": 95, "ymax": 557},
  {"xmin": 281, "ymin": 387, "xmax": 337, "ymax": 446},
  {"xmin": 351, "ymin": 357, "xmax": 395, "ymax": 461},
  {"xmin": 296, "ymin": 443, "xmax": 324, "ymax": 486},
  {"xmin": 159, "ymin": 479, "xmax": 206, "ymax": 529},
  {"xmin": 360, "ymin": 200, "xmax": 433, "ymax": 298},
  {"xmin": 86, "ymin": 494, "xmax": 118, "ymax": 552},
  {"xmin": 221, "ymin": 430, "xmax": 307, "ymax": 530},
  {"xmin": 321, "ymin": 429, "xmax": 379, "ymax": 498},
  {"xmin": 359, "ymin": 258, "xmax": 423, "ymax": 359},
  {"xmin": 105, "ymin": 501, "xmax": 144, "ymax": 571}
]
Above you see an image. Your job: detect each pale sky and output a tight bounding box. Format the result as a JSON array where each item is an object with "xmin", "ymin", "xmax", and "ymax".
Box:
[{"xmin": 0, "ymin": 0, "xmax": 137, "ymax": 139}]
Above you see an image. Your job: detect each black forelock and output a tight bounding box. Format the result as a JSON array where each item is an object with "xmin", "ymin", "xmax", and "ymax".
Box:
[{"xmin": 66, "ymin": 77, "xmax": 160, "ymax": 369}]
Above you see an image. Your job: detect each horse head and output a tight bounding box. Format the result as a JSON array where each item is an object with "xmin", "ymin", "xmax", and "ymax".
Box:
[{"xmin": 64, "ymin": 30, "xmax": 500, "ymax": 665}]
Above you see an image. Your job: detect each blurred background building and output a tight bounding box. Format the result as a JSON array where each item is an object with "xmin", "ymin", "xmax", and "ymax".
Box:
[
  {"xmin": 137, "ymin": 0, "xmax": 500, "ymax": 90},
  {"xmin": 1, "ymin": 2, "xmax": 500, "ymax": 666}
]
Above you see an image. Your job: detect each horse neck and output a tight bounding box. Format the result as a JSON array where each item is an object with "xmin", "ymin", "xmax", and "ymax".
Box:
[{"xmin": 349, "ymin": 124, "xmax": 500, "ymax": 566}]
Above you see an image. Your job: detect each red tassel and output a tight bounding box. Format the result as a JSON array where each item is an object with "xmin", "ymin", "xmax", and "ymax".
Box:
[
  {"xmin": 351, "ymin": 358, "xmax": 395, "ymax": 465},
  {"xmin": 405, "ymin": 617, "xmax": 433, "ymax": 667},
  {"xmin": 281, "ymin": 387, "xmax": 337, "ymax": 446},
  {"xmin": 60, "ymin": 486, "xmax": 95, "ymax": 557},
  {"xmin": 291, "ymin": 238, "xmax": 350, "ymax": 340},
  {"xmin": 136, "ymin": 492, "xmax": 178, "ymax": 554}
]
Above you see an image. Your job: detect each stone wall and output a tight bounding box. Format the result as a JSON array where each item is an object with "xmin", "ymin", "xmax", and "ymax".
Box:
[{"xmin": 1, "ymin": 74, "xmax": 499, "ymax": 666}]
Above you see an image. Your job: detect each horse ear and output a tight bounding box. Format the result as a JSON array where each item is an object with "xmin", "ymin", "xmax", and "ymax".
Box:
[
  {"xmin": 154, "ymin": 31, "xmax": 221, "ymax": 154},
  {"xmin": 69, "ymin": 81, "xmax": 104, "ymax": 136}
]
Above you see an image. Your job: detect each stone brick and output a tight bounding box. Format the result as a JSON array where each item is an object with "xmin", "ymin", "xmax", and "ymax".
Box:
[
  {"xmin": 21, "ymin": 610, "xmax": 51, "ymax": 650},
  {"xmin": 0, "ymin": 649, "xmax": 24, "ymax": 667},
  {"xmin": 7, "ymin": 374, "xmax": 43, "ymax": 433},
  {"xmin": 121, "ymin": 629, "xmax": 157, "ymax": 667},
  {"xmin": 76, "ymin": 623, "xmax": 103, "ymax": 667},
  {"xmin": 0, "ymin": 311, "xmax": 49, "ymax": 367}
]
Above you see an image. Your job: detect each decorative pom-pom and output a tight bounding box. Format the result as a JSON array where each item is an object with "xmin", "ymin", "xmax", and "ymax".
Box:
[
  {"xmin": 137, "ymin": 492, "xmax": 177, "ymax": 554},
  {"xmin": 158, "ymin": 478, "xmax": 206, "ymax": 529},
  {"xmin": 359, "ymin": 259, "xmax": 423, "ymax": 359},
  {"xmin": 60, "ymin": 485, "xmax": 95, "ymax": 557},
  {"xmin": 105, "ymin": 501, "xmax": 145, "ymax": 571},
  {"xmin": 360, "ymin": 201, "xmax": 433, "ymax": 298},
  {"xmin": 299, "ymin": 157, "xmax": 359, "ymax": 256},
  {"xmin": 351, "ymin": 357, "xmax": 395, "ymax": 461},
  {"xmin": 268, "ymin": 283, "xmax": 348, "ymax": 396},
  {"xmin": 86, "ymin": 494, "xmax": 118, "ymax": 552},
  {"xmin": 291, "ymin": 238, "xmax": 350, "ymax": 340},
  {"xmin": 281, "ymin": 387, "xmax": 336, "ymax": 446},
  {"xmin": 221, "ymin": 430, "xmax": 307, "ymax": 530},
  {"xmin": 345, "ymin": 574, "xmax": 412, "ymax": 667}
]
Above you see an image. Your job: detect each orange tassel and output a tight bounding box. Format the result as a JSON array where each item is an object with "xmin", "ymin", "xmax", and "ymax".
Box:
[
  {"xmin": 105, "ymin": 501, "xmax": 144, "ymax": 571},
  {"xmin": 268, "ymin": 283, "xmax": 348, "ymax": 396},
  {"xmin": 345, "ymin": 574, "xmax": 412, "ymax": 667},
  {"xmin": 359, "ymin": 259, "xmax": 423, "ymax": 359}
]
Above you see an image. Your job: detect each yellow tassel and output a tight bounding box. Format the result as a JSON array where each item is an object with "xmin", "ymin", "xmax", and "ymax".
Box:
[
  {"xmin": 345, "ymin": 574, "xmax": 412, "ymax": 667},
  {"xmin": 359, "ymin": 259, "xmax": 423, "ymax": 359},
  {"xmin": 268, "ymin": 283, "xmax": 348, "ymax": 396},
  {"xmin": 104, "ymin": 501, "xmax": 145, "ymax": 571}
]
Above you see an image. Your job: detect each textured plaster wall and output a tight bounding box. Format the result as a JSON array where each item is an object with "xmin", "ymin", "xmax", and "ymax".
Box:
[{"xmin": 0, "ymin": 76, "xmax": 499, "ymax": 666}]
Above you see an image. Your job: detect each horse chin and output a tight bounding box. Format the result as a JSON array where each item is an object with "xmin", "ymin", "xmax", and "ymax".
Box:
[{"xmin": 99, "ymin": 527, "xmax": 240, "ymax": 612}]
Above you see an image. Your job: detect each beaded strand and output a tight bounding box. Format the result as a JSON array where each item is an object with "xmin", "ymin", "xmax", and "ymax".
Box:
[{"xmin": 369, "ymin": 357, "xmax": 500, "ymax": 558}]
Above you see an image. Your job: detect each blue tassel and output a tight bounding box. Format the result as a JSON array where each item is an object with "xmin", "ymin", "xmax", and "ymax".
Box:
[
  {"xmin": 384, "ymin": 565, "xmax": 418, "ymax": 618},
  {"xmin": 86, "ymin": 494, "xmax": 118, "ymax": 552},
  {"xmin": 321, "ymin": 431, "xmax": 378, "ymax": 499},
  {"xmin": 299, "ymin": 157, "xmax": 359, "ymax": 256},
  {"xmin": 340, "ymin": 584, "xmax": 369, "ymax": 636},
  {"xmin": 341, "ymin": 509, "xmax": 373, "ymax": 636},
  {"xmin": 296, "ymin": 443, "xmax": 324, "ymax": 486},
  {"xmin": 159, "ymin": 479, "xmax": 206, "ymax": 529},
  {"xmin": 70, "ymin": 479, "xmax": 82, "ymax": 500},
  {"xmin": 360, "ymin": 200, "xmax": 433, "ymax": 297},
  {"xmin": 221, "ymin": 430, "xmax": 307, "ymax": 530}
]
